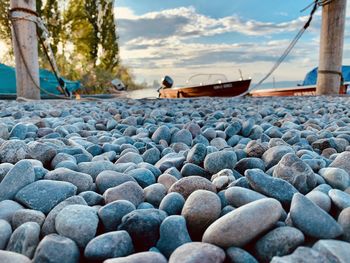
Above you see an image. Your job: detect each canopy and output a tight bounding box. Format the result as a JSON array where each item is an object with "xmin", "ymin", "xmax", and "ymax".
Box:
[
  {"xmin": 302, "ymin": 66, "xmax": 350, "ymax": 86},
  {"xmin": 0, "ymin": 63, "xmax": 81, "ymax": 95}
]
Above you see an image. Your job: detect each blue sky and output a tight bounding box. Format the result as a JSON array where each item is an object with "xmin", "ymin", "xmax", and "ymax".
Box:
[{"xmin": 115, "ymin": 1, "xmax": 350, "ymax": 86}]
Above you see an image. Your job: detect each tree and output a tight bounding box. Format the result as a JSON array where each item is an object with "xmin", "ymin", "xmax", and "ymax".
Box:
[{"xmin": 0, "ymin": 0, "xmax": 10, "ymax": 43}]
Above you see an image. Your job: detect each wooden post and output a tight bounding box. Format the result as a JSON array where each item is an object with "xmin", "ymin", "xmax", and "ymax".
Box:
[
  {"xmin": 10, "ymin": 0, "xmax": 41, "ymax": 100},
  {"xmin": 316, "ymin": 0, "xmax": 347, "ymax": 95}
]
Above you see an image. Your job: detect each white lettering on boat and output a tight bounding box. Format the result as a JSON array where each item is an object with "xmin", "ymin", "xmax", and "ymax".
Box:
[{"xmin": 213, "ymin": 83, "xmax": 233, "ymax": 90}]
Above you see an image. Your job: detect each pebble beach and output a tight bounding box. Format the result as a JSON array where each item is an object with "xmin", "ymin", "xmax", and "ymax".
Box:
[{"xmin": 0, "ymin": 96, "xmax": 350, "ymax": 262}]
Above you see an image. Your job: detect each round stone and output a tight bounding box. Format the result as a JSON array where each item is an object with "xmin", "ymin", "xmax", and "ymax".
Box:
[
  {"xmin": 204, "ymin": 151, "xmax": 237, "ymax": 174},
  {"xmin": 168, "ymin": 176, "xmax": 216, "ymax": 199}
]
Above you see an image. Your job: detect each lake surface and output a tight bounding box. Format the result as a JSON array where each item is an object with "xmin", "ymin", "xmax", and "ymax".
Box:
[{"xmin": 127, "ymin": 88, "xmax": 159, "ymax": 99}]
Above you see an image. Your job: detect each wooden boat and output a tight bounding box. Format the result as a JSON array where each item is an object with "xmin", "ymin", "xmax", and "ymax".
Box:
[
  {"xmin": 158, "ymin": 74, "xmax": 251, "ymax": 98},
  {"xmin": 250, "ymin": 84, "xmax": 348, "ymax": 97}
]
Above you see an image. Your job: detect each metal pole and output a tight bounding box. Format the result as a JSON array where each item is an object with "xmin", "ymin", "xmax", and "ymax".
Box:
[{"xmin": 316, "ymin": 0, "xmax": 347, "ymax": 95}]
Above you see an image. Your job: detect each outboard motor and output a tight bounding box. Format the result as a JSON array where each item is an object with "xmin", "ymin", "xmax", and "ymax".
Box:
[{"xmin": 161, "ymin": 76, "xmax": 174, "ymax": 89}]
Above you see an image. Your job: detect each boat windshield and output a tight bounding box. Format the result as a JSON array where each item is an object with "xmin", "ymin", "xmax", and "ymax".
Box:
[{"xmin": 186, "ymin": 74, "xmax": 228, "ymax": 86}]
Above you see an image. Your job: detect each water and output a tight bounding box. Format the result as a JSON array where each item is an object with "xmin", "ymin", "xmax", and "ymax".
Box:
[{"xmin": 127, "ymin": 88, "xmax": 159, "ymax": 99}]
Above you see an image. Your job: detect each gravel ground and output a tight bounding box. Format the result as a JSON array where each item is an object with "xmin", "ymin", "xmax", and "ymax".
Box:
[{"xmin": 0, "ymin": 96, "xmax": 350, "ymax": 262}]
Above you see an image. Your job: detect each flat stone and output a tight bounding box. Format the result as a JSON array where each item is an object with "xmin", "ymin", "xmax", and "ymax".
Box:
[
  {"xmin": 0, "ymin": 250, "xmax": 31, "ymax": 263},
  {"xmin": 159, "ymin": 192, "xmax": 185, "ymax": 215},
  {"xmin": 95, "ymin": 170, "xmax": 136, "ymax": 194},
  {"xmin": 182, "ymin": 190, "xmax": 221, "ymax": 238},
  {"xmin": 104, "ymin": 251, "xmax": 167, "ymax": 263},
  {"xmin": 245, "ymin": 169, "xmax": 298, "ymax": 205},
  {"xmin": 6, "ymin": 222, "xmax": 40, "ymax": 258},
  {"xmin": 0, "ymin": 219, "xmax": 12, "ymax": 250},
  {"xmin": 41, "ymin": 196, "xmax": 87, "ymax": 236},
  {"xmin": 44, "ymin": 168, "xmax": 93, "ymax": 193},
  {"xmin": 254, "ymin": 226, "xmax": 305, "ymax": 262},
  {"xmin": 103, "ymin": 181, "xmax": 144, "ymax": 206},
  {"xmin": 156, "ymin": 215, "xmax": 191, "ymax": 258},
  {"xmin": 225, "ymin": 186, "xmax": 267, "ymax": 207},
  {"xmin": 226, "ymin": 247, "xmax": 258, "ymax": 263},
  {"xmin": 169, "ymin": 242, "xmax": 225, "ymax": 263},
  {"xmin": 118, "ymin": 208, "xmax": 167, "ymax": 251},
  {"xmin": 98, "ymin": 200, "xmax": 136, "ymax": 231},
  {"xmin": 84, "ymin": 231, "xmax": 134, "ymax": 260},
  {"xmin": 0, "ymin": 200, "xmax": 23, "ymax": 223},
  {"xmin": 290, "ymin": 193, "xmax": 343, "ymax": 239},
  {"xmin": 15, "ymin": 180, "xmax": 77, "ymax": 214},
  {"xmin": 12, "ymin": 209, "xmax": 45, "ymax": 229},
  {"xmin": 273, "ymin": 153, "xmax": 317, "ymax": 194},
  {"xmin": 204, "ymin": 151, "xmax": 237, "ymax": 174},
  {"xmin": 32, "ymin": 234, "xmax": 80, "ymax": 263},
  {"xmin": 328, "ymin": 189, "xmax": 350, "ymax": 210},
  {"xmin": 202, "ymin": 198, "xmax": 283, "ymax": 247},
  {"xmin": 168, "ymin": 176, "xmax": 216, "ymax": 199},
  {"xmin": 319, "ymin": 167, "xmax": 350, "ymax": 190},
  {"xmin": 55, "ymin": 205, "xmax": 99, "ymax": 248},
  {"xmin": 0, "ymin": 160, "xmax": 35, "ymax": 202}
]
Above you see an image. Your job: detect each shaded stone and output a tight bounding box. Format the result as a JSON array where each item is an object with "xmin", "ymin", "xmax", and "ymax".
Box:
[
  {"xmin": 78, "ymin": 191, "xmax": 104, "ymax": 206},
  {"xmin": 55, "ymin": 205, "xmax": 99, "ymax": 248},
  {"xmin": 338, "ymin": 207, "xmax": 350, "ymax": 242},
  {"xmin": 262, "ymin": 145, "xmax": 294, "ymax": 169},
  {"xmin": 98, "ymin": 200, "xmax": 136, "ymax": 231},
  {"xmin": 78, "ymin": 161, "xmax": 119, "ymax": 181},
  {"xmin": 235, "ymin": 158, "xmax": 265, "ymax": 175},
  {"xmin": 12, "ymin": 209, "xmax": 45, "ymax": 229},
  {"xmin": 152, "ymin": 125, "xmax": 171, "ymax": 144},
  {"xmin": 103, "ymin": 181, "xmax": 144, "ymax": 206},
  {"xmin": 104, "ymin": 251, "xmax": 167, "ymax": 263},
  {"xmin": 156, "ymin": 215, "xmax": 191, "ymax": 258},
  {"xmin": 127, "ymin": 168, "xmax": 156, "ymax": 188},
  {"xmin": 142, "ymin": 148, "xmax": 160, "ymax": 165},
  {"xmin": 0, "ymin": 160, "xmax": 35, "ymax": 201},
  {"xmin": 15, "ymin": 180, "xmax": 77, "ymax": 214},
  {"xmin": 202, "ymin": 198, "xmax": 283, "ymax": 247},
  {"xmin": 28, "ymin": 142, "xmax": 57, "ymax": 167},
  {"xmin": 312, "ymin": 239, "xmax": 350, "ymax": 263},
  {"xmin": 169, "ymin": 242, "xmax": 225, "ymax": 263},
  {"xmin": 204, "ymin": 151, "xmax": 237, "ymax": 174},
  {"xmin": 115, "ymin": 152, "xmax": 143, "ymax": 165},
  {"xmin": 225, "ymin": 186, "xmax": 266, "ymax": 207},
  {"xmin": 159, "ymin": 192, "xmax": 185, "ymax": 215},
  {"xmin": 118, "ymin": 209, "xmax": 167, "ymax": 251},
  {"xmin": 319, "ymin": 167, "xmax": 350, "ymax": 190},
  {"xmin": 0, "ymin": 219, "xmax": 12, "ymax": 250},
  {"xmin": 95, "ymin": 170, "xmax": 136, "ymax": 194},
  {"xmin": 254, "ymin": 226, "xmax": 305, "ymax": 262},
  {"xmin": 155, "ymin": 152, "xmax": 186, "ymax": 172},
  {"xmin": 32, "ymin": 234, "xmax": 80, "ymax": 263},
  {"xmin": 171, "ymin": 129, "xmax": 193, "ymax": 146},
  {"xmin": 290, "ymin": 193, "xmax": 343, "ymax": 239},
  {"xmin": 181, "ymin": 163, "xmax": 210, "ymax": 178},
  {"xmin": 157, "ymin": 174, "xmax": 178, "ymax": 191},
  {"xmin": 186, "ymin": 143, "xmax": 207, "ymax": 165},
  {"xmin": 328, "ymin": 189, "xmax": 350, "ymax": 210},
  {"xmin": 168, "ymin": 176, "xmax": 216, "ymax": 199},
  {"xmin": 305, "ymin": 190, "xmax": 331, "ymax": 212},
  {"xmin": 271, "ymin": 247, "xmax": 330, "ymax": 263},
  {"xmin": 6, "ymin": 222, "xmax": 40, "ymax": 258},
  {"xmin": 226, "ymin": 247, "xmax": 258, "ymax": 263},
  {"xmin": 84, "ymin": 231, "xmax": 134, "ymax": 260},
  {"xmin": 0, "ymin": 200, "xmax": 23, "ymax": 223},
  {"xmin": 144, "ymin": 183, "xmax": 167, "ymax": 207}
]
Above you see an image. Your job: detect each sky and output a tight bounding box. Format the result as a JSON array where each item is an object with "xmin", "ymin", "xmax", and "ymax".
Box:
[{"xmin": 115, "ymin": 0, "xmax": 350, "ymax": 87}]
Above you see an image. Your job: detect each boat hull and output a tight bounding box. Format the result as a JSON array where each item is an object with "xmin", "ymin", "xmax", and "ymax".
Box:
[{"xmin": 159, "ymin": 79, "xmax": 251, "ymax": 98}]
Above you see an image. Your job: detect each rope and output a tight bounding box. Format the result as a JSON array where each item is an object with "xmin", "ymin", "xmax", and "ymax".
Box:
[
  {"xmin": 239, "ymin": 0, "xmax": 321, "ymax": 97},
  {"xmin": 9, "ymin": 8, "xmax": 71, "ymax": 99}
]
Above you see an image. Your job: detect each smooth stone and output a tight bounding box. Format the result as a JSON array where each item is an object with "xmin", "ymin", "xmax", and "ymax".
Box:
[
  {"xmin": 32, "ymin": 234, "xmax": 80, "ymax": 263},
  {"xmin": 115, "ymin": 152, "xmax": 143, "ymax": 165},
  {"xmin": 262, "ymin": 145, "xmax": 294, "ymax": 169},
  {"xmin": 78, "ymin": 161, "xmax": 119, "ymax": 181},
  {"xmin": 245, "ymin": 140, "xmax": 269, "ymax": 158},
  {"xmin": 137, "ymin": 202, "xmax": 154, "ymax": 209},
  {"xmin": 12, "ymin": 209, "xmax": 45, "ymax": 229},
  {"xmin": 41, "ymin": 196, "xmax": 87, "ymax": 236},
  {"xmin": 0, "ymin": 163, "xmax": 14, "ymax": 182},
  {"xmin": 15, "ymin": 180, "xmax": 77, "ymax": 214},
  {"xmin": 157, "ymin": 174, "xmax": 178, "ymax": 191},
  {"xmin": 226, "ymin": 247, "xmax": 258, "ymax": 263},
  {"xmin": 245, "ymin": 169, "xmax": 298, "ymax": 205},
  {"xmin": 290, "ymin": 193, "xmax": 343, "ymax": 239},
  {"xmin": 202, "ymin": 198, "xmax": 283, "ymax": 247},
  {"xmin": 155, "ymin": 152, "xmax": 186, "ymax": 172},
  {"xmin": 118, "ymin": 209, "xmax": 167, "ymax": 251},
  {"xmin": 44, "ymin": 168, "xmax": 93, "ymax": 193},
  {"xmin": 98, "ymin": 200, "xmax": 136, "ymax": 231},
  {"xmin": 328, "ymin": 189, "xmax": 350, "ymax": 210},
  {"xmin": 159, "ymin": 192, "xmax": 185, "ymax": 215},
  {"xmin": 210, "ymin": 137, "xmax": 228, "ymax": 150},
  {"xmin": 103, "ymin": 181, "xmax": 144, "ymax": 206},
  {"xmin": 0, "ymin": 200, "xmax": 23, "ymax": 223},
  {"xmin": 0, "ymin": 160, "xmax": 35, "ymax": 201},
  {"xmin": 142, "ymin": 148, "xmax": 160, "ymax": 165},
  {"xmin": 225, "ymin": 186, "xmax": 266, "ymax": 207},
  {"xmin": 104, "ymin": 251, "xmax": 167, "ymax": 263},
  {"xmin": 84, "ymin": 231, "xmax": 134, "ymax": 260},
  {"xmin": 127, "ymin": 168, "xmax": 156, "ymax": 188},
  {"xmin": 168, "ymin": 176, "xmax": 216, "ymax": 199},
  {"xmin": 51, "ymin": 153, "xmax": 76, "ymax": 168},
  {"xmin": 270, "ymin": 246, "xmax": 330, "ymax": 263},
  {"xmin": 181, "ymin": 190, "xmax": 221, "ymax": 238},
  {"xmin": 156, "ymin": 215, "xmax": 191, "ymax": 258},
  {"xmin": 319, "ymin": 167, "xmax": 350, "ymax": 190},
  {"xmin": 186, "ymin": 143, "xmax": 207, "ymax": 165},
  {"xmin": 0, "ymin": 140, "xmax": 31, "ymax": 164},
  {"xmin": 152, "ymin": 125, "xmax": 171, "ymax": 144},
  {"xmin": 169, "ymin": 242, "xmax": 225, "ymax": 263},
  {"xmin": 171, "ymin": 129, "xmax": 193, "ymax": 146},
  {"xmin": 180, "ymin": 163, "xmax": 210, "ymax": 179},
  {"xmin": 0, "ymin": 250, "xmax": 31, "ymax": 263},
  {"xmin": 338, "ymin": 207, "xmax": 350, "ymax": 242},
  {"xmin": 0, "ymin": 123, "xmax": 9, "ymax": 139},
  {"xmin": 78, "ymin": 191, "xmax": 104, "ymax": 206},
  {"xmin": 55, "ymin": 205, "xmax": 99, "ymax": 248},
  {"xmin": 329, "ymin": 151, "xmax": 350, "ymax": 174},
  {"xmin": 0, "ymin": 219, "xmax": 12, "ymax": 249},
  {"xmin": 273, "ymin": 153, "xmax": 317, "ymax": 194},
  {"xmin": 235, "ymin": 158, "xmax": 265, "ymax": 174},
  {"xmin": 28, "ymin": 142, "xmax": 57, "ymax": 167},
  {"xmin": 144, "ymin": 183, "xmax": 167, "ymax": 207},
  {"xmin": 6, "ymin": 222, "xmax": 40, "ymax": 258},
  {"xmin": 313, "ymin": 184, "xmax": 332, "ymax": 194},
  {"xmin": 9, "ymin": 123, "xmax": 27, "ymax": 140},
  {"xmin": 313, "ymin": 239, "xmax": 350, "ymax": 263},
  {"xmin": 254, "ymin": 226, "xmax": 305, "ymax": 262},
  {"xmin": 204, "ymin": 151, "xmax": 237, "ymax": 174},
  {"xmin": 305, "ymin": 190, "xmax": 331, "ymax": 212},
  {"xmin": 96, "ymin": 171, "xmax": 136, "ymax": 194}
]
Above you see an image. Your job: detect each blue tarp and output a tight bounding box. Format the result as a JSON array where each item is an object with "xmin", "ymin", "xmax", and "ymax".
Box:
[
  {"xmin": 302, "ymin": 66, "xmax": 350, "ymax": 86},
  {"xmin": 0, "ymin": 63, "xmax": 81, "ymax": 95}
]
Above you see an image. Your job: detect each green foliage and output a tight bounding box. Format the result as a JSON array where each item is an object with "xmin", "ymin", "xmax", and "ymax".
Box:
[{"xmin": 0, "ymin": 0, "xmax": 11, "ymax": 45}]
